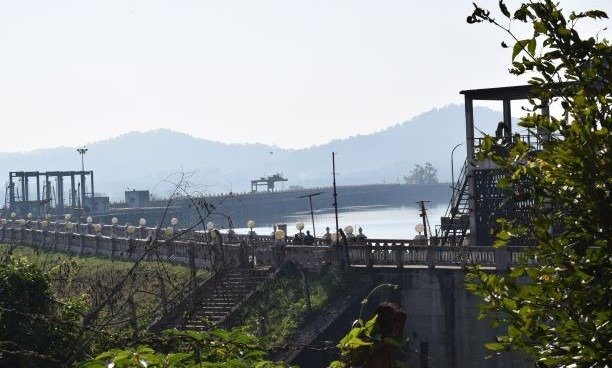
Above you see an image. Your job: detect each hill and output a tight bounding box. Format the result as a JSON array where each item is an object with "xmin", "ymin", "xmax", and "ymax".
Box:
[{"xmin": 0, "ymin": 104, "xmax": 505, "ymax": 201}]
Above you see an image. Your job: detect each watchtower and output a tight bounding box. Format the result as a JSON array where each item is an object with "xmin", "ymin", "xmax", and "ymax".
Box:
[{"xmin": 440, "ymin": 85, "xmax": 553, "ymax": 247}]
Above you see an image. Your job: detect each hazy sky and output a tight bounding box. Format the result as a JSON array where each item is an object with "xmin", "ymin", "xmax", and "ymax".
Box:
[{"xmin": 1, "ymin": 0, "xmax": 609, "ymax": 152}]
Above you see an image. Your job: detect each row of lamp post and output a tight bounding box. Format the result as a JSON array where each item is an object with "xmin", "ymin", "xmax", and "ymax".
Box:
[{"xmin": 3, "ymin": 212, "xmax": 358, "ymax": 244}]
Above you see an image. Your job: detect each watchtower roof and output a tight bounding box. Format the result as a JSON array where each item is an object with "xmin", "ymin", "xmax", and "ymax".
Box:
[{"xmin": 460, "ymin": 84, "xmax": 534, "ymax": 101}]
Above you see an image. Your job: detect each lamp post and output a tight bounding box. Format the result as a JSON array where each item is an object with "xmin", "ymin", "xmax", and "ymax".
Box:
[
  {"xmin": 77, "ymin": 146, "xmax": 88, "ymax": 172},
  {"xmin": 451, "ymin": 142, "xmax": 463, "ymax": 187}
]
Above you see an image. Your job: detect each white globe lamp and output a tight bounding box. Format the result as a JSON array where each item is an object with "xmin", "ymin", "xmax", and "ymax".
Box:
[{"xmin": 275, "ymin": 229, "xmax": 286, "ymax": 240}]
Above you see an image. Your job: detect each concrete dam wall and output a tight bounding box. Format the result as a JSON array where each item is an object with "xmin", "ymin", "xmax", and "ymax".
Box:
[{"xmin": 292, "ymin": 268, "xmax": 528, "ymax": 368}]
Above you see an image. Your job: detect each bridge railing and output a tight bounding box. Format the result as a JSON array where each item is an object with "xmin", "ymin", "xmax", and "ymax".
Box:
[{"xmin": 0, "ymin": 219, "xmax": 526, "ymax": 271}]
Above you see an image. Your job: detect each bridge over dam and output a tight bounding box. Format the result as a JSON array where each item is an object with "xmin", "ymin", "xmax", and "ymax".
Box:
[{"xmin": 1, "ymin": 218, "xmax": 528, "ymax": 368}]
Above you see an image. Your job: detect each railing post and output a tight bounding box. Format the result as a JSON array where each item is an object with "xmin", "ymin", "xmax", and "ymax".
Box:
[
  {"xmin": 272, "ymin": 239, "xmax": 286, "ymax": 269},
  {"xmin": 427, "ymin": 241, "xmax": 436, "ymax": 269},
  {"xmin": 111, "ymin": 236, "xmax": 116, "ymax": 260},
  {"xmin": 365, "ymin": 241, "xmax": 373, "ymax": 268},
  {"xmin": 127, "ymin": 237, "xmax": 135, "ymax": 259},
  {"xmin": 79, "ymin": 233, "xmax": 86, "ymax": 254},
  {"xmin": 52, "ymin": 230, "xmax": 58, "ymax": 251},
  {"xmin": 395, "ymin": 243, "xmax": 404, "ymax": 269},
  {"xmin": 494, "ymin": 247, "xmax": 510, "ymax": 272},
  {"xmin": 94, "ymin": 234, "xmax": 100, "ymax": 255},
  {"xmin": 460, "ymin": 246, "xmax": 468, "ymax": 269},
  {"xmin": 166, "ymin": 237, "xmax": 174, "ymax": 259}
]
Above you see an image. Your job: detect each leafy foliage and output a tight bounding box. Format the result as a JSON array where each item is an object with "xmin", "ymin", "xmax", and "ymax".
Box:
[
  {"xmin": 466, "ymin": 1, "xmax": 611, "ymax": 366},
  {"xmin": 331, "ymin": 284, "xmax": 407, "ymax": 368},
  {"xmin": 78, "ymin": 329, "xmax": 293, "ymax": 367},
  {"xmin": 403, "ymin": 162, "xmax": 439, "ymax": 185},
  {"xmin": 0, "ymin": 256, "xmax": 88, "ymax": 367},
  {"xmin": 0, "ymin": 243, "xmax": 208, "ymax": 333}
]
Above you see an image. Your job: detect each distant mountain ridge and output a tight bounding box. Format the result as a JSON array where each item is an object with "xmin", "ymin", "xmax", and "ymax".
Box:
[{"xmin": 0, "ymin": 104, "xmax": 505, "ymax": 201}]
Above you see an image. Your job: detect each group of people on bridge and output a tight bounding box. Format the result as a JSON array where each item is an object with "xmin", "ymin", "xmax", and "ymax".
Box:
[{"xmin": 292, "ymin": 226, "xmax": 367, "ymax": 245}]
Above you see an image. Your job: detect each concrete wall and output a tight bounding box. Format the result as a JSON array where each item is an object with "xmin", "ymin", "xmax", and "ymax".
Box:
[{"xmin": 292, "ymin": 268, "xmax": 529, "ymax": 368}]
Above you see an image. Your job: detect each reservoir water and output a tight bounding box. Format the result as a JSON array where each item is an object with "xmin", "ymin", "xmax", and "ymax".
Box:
[{"xmin": 233, "ymin": 203, "xmax": 447, "ymax": 239}]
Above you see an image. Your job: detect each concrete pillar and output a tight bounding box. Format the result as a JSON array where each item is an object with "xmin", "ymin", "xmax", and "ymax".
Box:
[
  {"xmin": 80, "ymin": 172, "xmax": 86, "ymax": 213},
  {"xmin": 57, "ymin": 176, "xmax": 64, "ymax": 213},
  {"xmin": 464, "ymin": 97, "xmax": 477, "ymax": 247},
  {"xmin": 503, "ymin": 99, "xmax": 512, "ymax": 135},
  {"xmin": 70, "ymin": 173, "xmax": 76, "ymax": 209}
]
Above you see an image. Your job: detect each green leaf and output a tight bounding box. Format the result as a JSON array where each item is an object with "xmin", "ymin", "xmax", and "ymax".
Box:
[
  {"xmin": 346, "ymin": 337, "xmax": 373, "ymax": 349},
  {"xmin": 499, "ymin": 1, "xmax": 511, "ymax": 18},
  {"xmin": 509, "ymin": 267, "xmax": 524, "ymax": 278},
  {"xmin": 527, "ymin": 38, "xmax": 536, "ymax": 55},
  {"xmin": 533, "ymin": 21, "xmax": 546, "ymax": 34},
  {"xmin": 485, "ymin": 342, "xmax": 505, "ymax": 351},
  {"xmin": 512, "ymin": 39, "xmax": 531, "ymax": 60},
  {"xmin": 584, "ymin": 10, "xmax": 608, "ymax": 19}
]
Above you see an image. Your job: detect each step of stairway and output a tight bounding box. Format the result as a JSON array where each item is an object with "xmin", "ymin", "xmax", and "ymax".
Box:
[{"xmin": 181, "ymin": 268, "xmax": 273, "ymax": 331}]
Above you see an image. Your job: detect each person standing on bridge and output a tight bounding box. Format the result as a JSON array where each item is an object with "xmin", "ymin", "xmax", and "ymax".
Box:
[
  {"xmin": 323, "ymin": 227, "xmax": 332, "ymax": 245},
  {"xmin": 303, "ymin": 230, "xmax": 314, "ymax": 245},
  {"xmin": 356, "ymin": 227, "xmax": 367, "ymax": 244}
]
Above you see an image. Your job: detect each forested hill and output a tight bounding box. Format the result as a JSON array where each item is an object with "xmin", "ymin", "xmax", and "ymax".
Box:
[{"xmin": 0, "ymin": 104, "xmax": 506, "ymax": 200}]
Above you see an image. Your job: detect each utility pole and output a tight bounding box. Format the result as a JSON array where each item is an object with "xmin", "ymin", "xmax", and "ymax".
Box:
[
  {"xmin": 417, "ymin": 200, "xmax": 431, "ymax": 240},
  {"xmin": 332, "ymin": 152, "xmax": 349, "ymax": 266},
  {"xmin": 297, "ymin": 192, "xmax": 322, "ymax": 239},
  {"xmin": 332, "ymin": 152, "xmax": 339, "ymax": 245}
]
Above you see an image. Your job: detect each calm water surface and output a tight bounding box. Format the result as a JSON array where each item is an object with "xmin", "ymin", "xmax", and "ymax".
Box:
[{"xmin": 233, "ymin": 204, "xmax": 447, "ymax": 240}]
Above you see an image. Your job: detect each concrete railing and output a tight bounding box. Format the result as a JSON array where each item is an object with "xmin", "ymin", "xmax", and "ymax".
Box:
[{"xmin": 0, "ymin": 219, "xmax": 525, "ymax": 271}]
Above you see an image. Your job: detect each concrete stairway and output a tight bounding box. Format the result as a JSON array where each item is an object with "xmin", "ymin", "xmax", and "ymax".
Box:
[{"xmin": 183, "ymin": 268, "xmax": 273, "ymax": 331}]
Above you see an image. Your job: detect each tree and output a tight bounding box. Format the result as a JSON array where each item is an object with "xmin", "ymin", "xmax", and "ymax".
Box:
[
  {"xmin": 465, "ymin": 1, "xmax": 611, "ymax": 366},
  {"xmin": 403, "ymin": 162, "xmax": 439, "ymax": 184},
  {"xmin": 0, "ymin": 256, "xmax": 88, "ymax": 367}
]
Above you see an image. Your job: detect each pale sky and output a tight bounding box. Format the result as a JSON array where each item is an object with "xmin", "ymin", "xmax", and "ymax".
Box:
[{"xmin": 1, "ymin": 0, "xmax": 609, "ymax": 152}]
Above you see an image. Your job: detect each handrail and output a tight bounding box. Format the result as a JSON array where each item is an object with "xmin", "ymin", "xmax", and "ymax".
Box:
[{"xmin": 0, "ymin": 221, "xmax": 526, "ymax": 271}]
